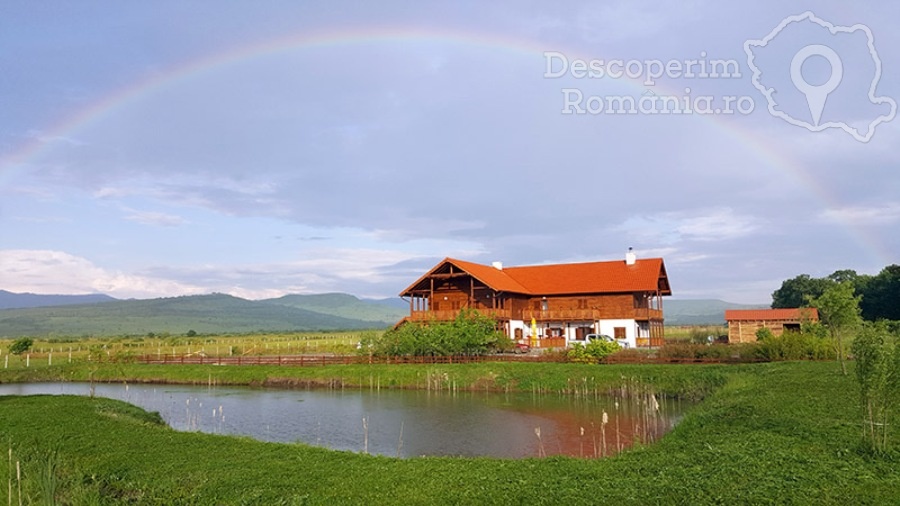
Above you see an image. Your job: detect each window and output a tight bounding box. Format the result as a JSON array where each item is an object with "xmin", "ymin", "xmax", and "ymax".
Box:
[{"xmin": 614, "ymin": 327, "xmax": 626, "ymax": 340}]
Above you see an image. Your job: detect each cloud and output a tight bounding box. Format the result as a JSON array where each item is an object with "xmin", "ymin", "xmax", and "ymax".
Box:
[
  {"xmin": 819, "ymin": 203, "xmax": 900, "ymax": 226},
  {"xmin": 139, "ymin": 247, "xmax": 457, "ymax": 299},
  {"xmin": 26, "ymin": 129, "xmax": 86, "ymax": 147},
  {"xmin": 124, "ymin": 209, "xmax": 186, "ymax": 227},
  {"xmin": 614, "ymin": 208, "xmax": 760, "ymax": 244},
  {"xmin": 0, "ymin": 249, "xmax": 205, "ymax": 299}
]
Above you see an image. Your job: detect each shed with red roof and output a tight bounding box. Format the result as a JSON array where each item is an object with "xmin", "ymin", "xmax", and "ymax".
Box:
[{"xmin": 724, "ymin": 308, "xmax": 819, "ymax": 343}]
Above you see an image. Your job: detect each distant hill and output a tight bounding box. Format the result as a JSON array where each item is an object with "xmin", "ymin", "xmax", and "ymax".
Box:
[
  {"xmin": 0, "ymin": 290, "xmax": 117, "ymax": 310},
  {"xmin": 364, "ymin": 296, "xmax": 409, "ymax": 311},
  {"xmin": 0, "ymin": 290, "xmax": 763, "ymax": 337},
  {"xmin": 262, "ymin": 293, "xmax": 407, "ymax": 324},
  {"xmin": 0, "ymin": 293, "xmax": 395, "ymax": 337},
  {"xmin": 664, "ymin": 299, "xmax": 768, "ymax": 326}
]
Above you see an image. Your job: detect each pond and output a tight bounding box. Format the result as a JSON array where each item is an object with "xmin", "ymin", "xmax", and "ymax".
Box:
[{"xmin": 0, "ymin": 382, "xmax": 686, "ymax": 458}]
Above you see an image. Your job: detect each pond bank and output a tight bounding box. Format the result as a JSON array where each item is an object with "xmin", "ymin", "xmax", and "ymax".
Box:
[
  {"xmin": 2, "ymin": 361, "xmax": 897, "ymax": 504},
  {"xmin": 0, "ymin": 361, "xmax": 728, "ymax": 400}
]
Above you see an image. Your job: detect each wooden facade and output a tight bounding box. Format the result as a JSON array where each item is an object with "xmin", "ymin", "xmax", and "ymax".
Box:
[
  {"xmin": 725, "ymin": 308, "xmax": 819, "ymax": 344},
  {"xmin": 399, "ymin": 255, "xmax": 672, "ymax": 348}
]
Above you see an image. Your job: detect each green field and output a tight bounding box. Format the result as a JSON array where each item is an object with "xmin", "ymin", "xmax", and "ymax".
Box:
[
  {"xmin": 1, "ymin": 360, "xmax": 898, "ymax": 504},
  {"xmin": 0, "ymin": 331, "xmax": 370, "ymax": 368}
]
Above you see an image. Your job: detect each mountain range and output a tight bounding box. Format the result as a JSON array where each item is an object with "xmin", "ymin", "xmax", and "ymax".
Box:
[
  {"xmin": 0, "ymin": 291, "xmax": 408, "ymax": 337},
  {"xmin": 0, "ymin": 290, "xmax": 765, "ymax": 337}
]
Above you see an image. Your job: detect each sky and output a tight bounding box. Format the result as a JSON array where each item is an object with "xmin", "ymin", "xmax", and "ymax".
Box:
[{"xmin": 1, "ymin": 1, "xmax": 898, "ymax": 304}]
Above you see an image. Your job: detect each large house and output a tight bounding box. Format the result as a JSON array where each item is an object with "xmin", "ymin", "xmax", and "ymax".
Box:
[{"xmin": 397, "ymin": 250, "xmax": 671, "ymax": 348}]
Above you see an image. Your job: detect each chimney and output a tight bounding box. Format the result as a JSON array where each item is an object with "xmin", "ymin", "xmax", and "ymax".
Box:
[
  {"xmin": 492, "ymin": 261, "xmax": 503, "ymax": 270},
  {"xmin": 625, "ymin": 247, "xmax": 636, "ymax": 265}
]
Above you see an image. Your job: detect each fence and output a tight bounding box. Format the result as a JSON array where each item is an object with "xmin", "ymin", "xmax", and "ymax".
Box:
[
  {"xmin": 132, "ymin": 352, "xmax": 765, "ymax": 367},
  {"xmin": 134, "ymin": 353, "xmax": 562, "ymax": 366}
]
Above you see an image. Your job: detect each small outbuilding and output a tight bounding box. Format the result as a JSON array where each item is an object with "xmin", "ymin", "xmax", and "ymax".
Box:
[{"xmin": 724, "ymin": 308, "xmax": 819, "ymax": 343}]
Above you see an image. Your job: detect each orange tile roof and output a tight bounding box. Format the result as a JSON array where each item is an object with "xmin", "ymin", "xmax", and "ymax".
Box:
[
  {"xmin": 400, "ymin": 257, "xmax": 670, "ymax": 296},
  {"xmin": 724, "ymin": 308, "xmax": 819, "ymax": 321},
  {"xmin": 504, "ymin": 258, "xmax": 668, "ymax": 295}
]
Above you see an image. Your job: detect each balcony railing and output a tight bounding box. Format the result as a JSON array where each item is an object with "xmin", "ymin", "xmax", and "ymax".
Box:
[
  {"xmin": 521, "ymin": 308, "xmax": 663, "ymax": 321},
  {"xmin": 408, "ymin": 309, "xmax": 511, "ymax": 322},
  {"xmin": 407, "ymin": 307, "xmax": 662, "ymax": 323}
]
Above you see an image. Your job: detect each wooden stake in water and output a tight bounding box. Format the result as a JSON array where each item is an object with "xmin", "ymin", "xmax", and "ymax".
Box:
[
  {"xmin": 601, "ymin": 411, "xmax": 608, "ymax": 457},
  {"xmin": 579, "ymin": 426, "xmax": 585, "ymax": 458},
  {"xmin": 397, "ymin": 421, "xmax": 404, "ymax": 458},
  {"xmin": 615, "ymin": 400, "xmax": 622, "ymax": 453},
  {"xmin": 535, "ymin": 426, "xmax": 545, "ymax": 458},
  {"xmin": 362, "ymin": 417, "xmax": 369, "ymax": 454}
]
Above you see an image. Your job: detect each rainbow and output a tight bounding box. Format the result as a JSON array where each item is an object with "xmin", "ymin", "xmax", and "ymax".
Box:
[{"xmin": 0, "ymin": 25, "xmax": 892, "ymax": 265}]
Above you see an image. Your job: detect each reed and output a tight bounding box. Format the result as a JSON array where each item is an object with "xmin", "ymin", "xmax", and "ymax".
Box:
[
  {"xmin": 362, "ymin": 417, "xmax": 369, "ymax": 454},
  {"xmin": 534, "ymin": 427, "xmax": 545, "ymax": 458},
  {"xmin": 601, "ymin": 411, "xmax": 608, "ymax": 457}
]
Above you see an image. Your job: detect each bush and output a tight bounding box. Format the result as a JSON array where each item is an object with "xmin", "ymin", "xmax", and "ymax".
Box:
[
  {"xmin": 754, "ymin": 329, "xmax": 835, "ymax": 361},
  {"xmin": 9, "ymin": 337, "xmax": 34, "ymax": 355},
  {"xmin": 360, "ymin": 309, "xmax": 506, "ymax": 357},
  {"xmin": 567, "ymin": 340, "xmax": 621, "ymax": 363},
  {"xmin": 657, "ymin": 343, "xmax": 760, "ymax": 362},
  {"xmin": 690, "ymin": 326, "xmax": 725, "ymax": 344}
]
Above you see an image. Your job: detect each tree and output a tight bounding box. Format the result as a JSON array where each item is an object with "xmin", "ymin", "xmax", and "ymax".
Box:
[
  {"xmin": 9, "ymin": 337, "xmax": 34, "ymax": 355},
  {"xmin": 860, "ymin": 265, "xmax": 900, "ymax": 321},
  {"xmin": 771, "ymin": 274, "xmax": 833, "ymax": 309},
  {"xmin": 810, "ymin": 282, "xmax": 862, "ymax": 375}
]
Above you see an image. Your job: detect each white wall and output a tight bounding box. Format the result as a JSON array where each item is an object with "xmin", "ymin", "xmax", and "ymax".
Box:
[
  {"xmin": 509, "ymin": 320, "xmax": 526, "ymax": 341},
  {"xmin": 597, "ymin": 319, "xmax": 638, "ymax": 348}
]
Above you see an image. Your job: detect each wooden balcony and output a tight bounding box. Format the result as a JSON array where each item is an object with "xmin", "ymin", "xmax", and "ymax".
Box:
[
  {"xmin": 407, "ymin": 309, "xmax": 512, "ymax": 322},
  {"xmin": 521, "ymin": 308, "xmax": 663, "ymax": 321}
]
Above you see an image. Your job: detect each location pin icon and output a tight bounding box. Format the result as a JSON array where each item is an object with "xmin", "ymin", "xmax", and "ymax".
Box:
[{"xmin": 790, "ymin": 44, "xmax": 843, "ymax": 126}]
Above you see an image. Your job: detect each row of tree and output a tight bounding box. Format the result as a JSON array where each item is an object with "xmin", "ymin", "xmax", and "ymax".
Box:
[{"xmin": 771, "ymin": 265, "xmax": 900, "ymax": 321}]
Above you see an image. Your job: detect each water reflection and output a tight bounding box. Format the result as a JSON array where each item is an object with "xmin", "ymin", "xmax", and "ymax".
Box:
[{"xmin": 0, "ymin": 383, "xmax": 684, "ymax": 458}]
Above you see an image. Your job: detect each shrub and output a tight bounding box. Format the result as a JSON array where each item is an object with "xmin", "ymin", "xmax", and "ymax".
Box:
[
  {"xmin": 567, "ymin": 340, "xmax": 620, "ymax": 363},
  {"xmin": 755, "ymin": 327, "xmax": 775, "ymax": 341},
  {"xmin": 850, "ymin": 322, "xmax": 898, "ymax": 454},
  {"xmin": 9, "ymin": 337, "xmax": 34, "ymax": 355},
  {"xmin": 754, "ymin": 329, "xmax": 835, "ymax": 361},
  {"xmin": 690, "ymin": 326, "xmax": 725, "ymax": 344},
  {"xmin": 360, "ymin": 309, "xmax": 506, "ymax": 357}
]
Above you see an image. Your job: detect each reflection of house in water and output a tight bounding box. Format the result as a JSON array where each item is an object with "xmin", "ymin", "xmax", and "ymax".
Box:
[
  {"xmin": 397, "ymin": 249, "xmax": 672, "ymax": 348},
  {"xmin": 724, "ymin": 308, "xmax": 819, "ymax": 343}
]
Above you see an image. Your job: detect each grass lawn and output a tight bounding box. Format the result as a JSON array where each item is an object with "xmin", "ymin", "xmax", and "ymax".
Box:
[{"xmin": 1, "ymin": 361, "xmax": 898, "ymax": 504}]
